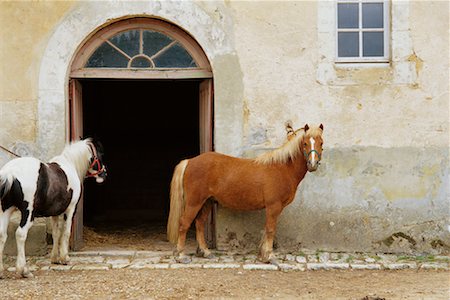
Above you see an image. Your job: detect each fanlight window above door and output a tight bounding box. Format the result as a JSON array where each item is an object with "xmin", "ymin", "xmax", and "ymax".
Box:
[
  {"xmin": 86, "ymin": 29, "xmax": 197, "ymax": 68},
  {"xmin": 71, "ymin": 18, "xmax": 211, "ymax": 79}
]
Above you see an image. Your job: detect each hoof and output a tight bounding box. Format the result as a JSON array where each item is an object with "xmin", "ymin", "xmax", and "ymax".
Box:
[
  {"xmin": 204, "ymin": 253, "xmax": 216, "ymax": 259},
  {"xmin": 269, "ymin": 258, "xmax": 280, "ymax": 266},
  {"xmin": 59, "ymin": 256, "xmax": 70, "ymax": 265},
  {"xmin": 51, "ymin": 259, "xmax": 69, "ymax": 265},
  {"xmin": 176, "ymin": 256, "xmax": 192, "ymax": 264},
  {"xmin": 196, "ymin": 247, "xmax": 215, "ymax": 259},
  {"xmin": 257, "ymin": 255, "xmax": 270, "ymax": 263},
  {"xmin": 50, "ymin": 258, "xmax": 59, "ymax": 264},
  {"xmin": 20, "ymin": 270, "xmax": 34, "ymax": 279},
  {"xmin": 258, "ymin": 255, "xmax": 278, "ymax": 264}
]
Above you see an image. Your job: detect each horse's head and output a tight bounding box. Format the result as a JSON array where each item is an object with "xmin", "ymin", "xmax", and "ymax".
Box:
[
  {"xmin": 301, "ymin": 124, "xmax": 324, "ymax": 172},
  {"xmin": 86, "ymin": 139, "xmax": 107, "ymax": 183}
]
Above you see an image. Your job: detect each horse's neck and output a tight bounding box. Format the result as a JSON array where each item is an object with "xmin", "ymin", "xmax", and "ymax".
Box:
[
  {"xmin": 51, "ymin": 154, "xmax": 87, "ymax": 181},
  {"xmin": 285, "ymin": 154, "xmax": 308, "ymax": 186}
]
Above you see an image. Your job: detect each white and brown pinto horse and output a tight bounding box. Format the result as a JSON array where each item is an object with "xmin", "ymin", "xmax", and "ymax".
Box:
[
  {"xmin": 0, "ymin": 138, "xmax": 106, "ymax": 278},
  {"xmin": 167, "ymin": 123, "xmax": 324, "ymax": 264}
]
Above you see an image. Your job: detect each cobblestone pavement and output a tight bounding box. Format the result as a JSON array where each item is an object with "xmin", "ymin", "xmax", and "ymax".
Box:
[{"xmin": 4, "ymin": 250, "xmax": 449, "ymax": 273}]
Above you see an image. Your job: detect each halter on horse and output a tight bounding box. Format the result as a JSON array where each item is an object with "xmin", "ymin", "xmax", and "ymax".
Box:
[{"xmin": 0, "ymin": 138, "xmax": 107, "ymax": 278}]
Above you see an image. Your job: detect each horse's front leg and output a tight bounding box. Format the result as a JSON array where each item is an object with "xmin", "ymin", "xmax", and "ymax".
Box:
[
  {"xmin": 15, "ymin": 210, "xmax": 34, "ymax": 278},
  {"xmin": 259, "ymin": 204, "xmax": 283, "ymax": 264},
  {"xmin": 59, "ymin": 208, "xmax": 75, "ymax": 265},
  {"xmin": 50, "ymin": 215, "xmax": 64, "ymax": 264}
]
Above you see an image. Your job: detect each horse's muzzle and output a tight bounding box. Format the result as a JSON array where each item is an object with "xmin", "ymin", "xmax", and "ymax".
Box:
[
  {"xmin": 94, "ymin": 167, "xmax": 107, "ymax": 183},
  {"xmin": 307, "ymin": 161, "xmax": 319, "ymax": 172}
]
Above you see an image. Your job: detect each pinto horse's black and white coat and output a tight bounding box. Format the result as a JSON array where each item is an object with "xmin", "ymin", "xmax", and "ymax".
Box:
[{"xmin": 0, "ymin": 138, "xmax": 106, "ymax": 278}]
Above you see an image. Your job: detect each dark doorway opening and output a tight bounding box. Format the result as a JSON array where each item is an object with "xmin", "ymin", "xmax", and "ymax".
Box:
[{"xmin": 81, "ymin": 79, "xmax": 200, "ymax": 249}]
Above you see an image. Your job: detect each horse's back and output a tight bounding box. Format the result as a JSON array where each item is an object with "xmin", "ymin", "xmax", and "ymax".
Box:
[
  {"xmin": 0, "ymin": 157, "xmax": 42, "ymax": 187},
  {"xmin": 189, "ymin": 151, "xmax": 252, "ymax": 166},
  {"xmin": 185, "ymin": 152, "xmax": 268, "ymax": 210},
  {"xmin": 187, "ymin": 152, "xmax": 256, "ymax": 180},
  {"xmin": 0, "ymin": 157, "xmax": 77, "ymax": 216}
]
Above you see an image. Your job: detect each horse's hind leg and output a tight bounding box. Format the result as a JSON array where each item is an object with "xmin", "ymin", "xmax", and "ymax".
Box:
[
  {"xmin": 176, "ymin": 202, "xmax": 204, "ymax": 263},
  {"xmin": 195, "ymin": 199, "xmax": 214, "ymax": 259},
  {"xmin": 15, "ymin": 209, "xmax": 34, "ymax": 278},
  {"xmin": 0, "ymin": 208, "xmax": 14, "ymax": 279}
]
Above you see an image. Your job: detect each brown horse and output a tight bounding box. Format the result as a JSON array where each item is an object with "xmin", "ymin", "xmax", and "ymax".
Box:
[{"xmin": 167, "ymin": 123, "xmax": 324, "ymax": 263}]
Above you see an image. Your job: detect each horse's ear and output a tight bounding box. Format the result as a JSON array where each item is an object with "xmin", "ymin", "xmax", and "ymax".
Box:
[
  {"xmin": 319, "ymin": 124, "xmax": 324, "ymax": 131},
  {"xmin": 285, "ymin": 120, "xmax": 294, "ymax": 134},
  {"xmin": 304, "ymin": 124, "xmax": 309, "ymax": 132}
]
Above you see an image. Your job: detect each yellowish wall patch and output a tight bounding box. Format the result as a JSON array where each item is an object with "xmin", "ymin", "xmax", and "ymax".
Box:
[{"xmin": 0, "ymin": 2, "xmax": 76, "ymax": 100}]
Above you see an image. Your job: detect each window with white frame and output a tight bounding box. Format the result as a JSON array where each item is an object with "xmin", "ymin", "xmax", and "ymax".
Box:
[{"xmin": 336, "ymin": 0, "xmax": 389, "ymax": 62}]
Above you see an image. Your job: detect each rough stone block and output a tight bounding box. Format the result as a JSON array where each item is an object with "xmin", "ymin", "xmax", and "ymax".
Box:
[
  {"xmin": 4, "ymin": 214, "xmax": 48, "ymax": 256},
  {"xmin": 243, "ymin": 263, "xmax": 278, "ymax": 271},
  {"xmin": 203, "ymin": 263, "xmax": 241, "ymax": 269},
  {"xmin": 350, "ymin": 264, "xmax": 382, "ymax": 270},
  {"xmin": 170, "ymin": 263, "xmax": 203, "ymax": 269},
  {"xmin": 384, "ymin": 263, "xmax": 417, "ymax": 270},
  {"xmin": 72, "ymin": 264, "xmax": 110, "ymax": 271}
]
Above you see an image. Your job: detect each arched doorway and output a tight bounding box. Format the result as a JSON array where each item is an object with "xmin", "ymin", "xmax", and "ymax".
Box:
[{"xmin": 69, "ymin": 17, "xmax": 214, "ymax": 250}]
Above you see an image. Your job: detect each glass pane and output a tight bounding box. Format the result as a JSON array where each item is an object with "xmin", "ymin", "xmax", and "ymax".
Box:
[
  {"xmin": 338, "ymin": 32, "xmax": 359, "ymax": 57},
  {"xmin": 142, "ymin": 30, "xmax": 173, "ymax": 57},
  {"xmin": 338, "ymin": 3, "xmax": 359, "ymax": 29},
  {"xmin": 362, "ymin": 3, "xmax": 383, "ymax": 28},
  {"xmin": 363, "ymin": 32, "xmax": 384, "ymax": 56},
  {"xmin": 85, "ymin": 42, "xmax": 129, "ymax": 68},
  {"xmin": 109, "ymin": 30, "xmax": 140, "ymax": 57},
  {"xmin": 130, "ymin": 56, "xmax": 152, "ymax": 68},
  {"xmin": 154, "ymin": 43, "xmax": 197, "ymax": 68}
]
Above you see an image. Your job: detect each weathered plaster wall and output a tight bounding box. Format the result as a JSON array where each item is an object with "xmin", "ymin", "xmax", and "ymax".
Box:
[
  {"xmin": 0, "ymin": 1, "xmax": 448, "ymax": 254},
  {"xmin": 216, "ymin": 0, "xmax": 449, "ymax": 254},
  {"xmin": 0, "ymin": 1, "xmax": 76, "ymax": 161}
]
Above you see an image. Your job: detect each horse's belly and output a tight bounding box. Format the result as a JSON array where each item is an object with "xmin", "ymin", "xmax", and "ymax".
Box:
[
  {"xmin": 214, "ymin": 195, "xmax": 265, "ymax": 211},
  {"xmin": 33, "ymin": 190, "xmax": 74, "ymax": 217}
]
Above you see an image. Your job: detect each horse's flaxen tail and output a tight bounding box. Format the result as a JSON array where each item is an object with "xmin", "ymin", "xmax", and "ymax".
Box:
[{"xmin": 167, "ymin": 159, "xmax": 189, "ymax": 244}]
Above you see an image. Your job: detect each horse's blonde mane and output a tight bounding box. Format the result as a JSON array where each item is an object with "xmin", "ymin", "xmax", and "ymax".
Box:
[
  {"xmin": 255, "ymin": 125, "xmax": 322, "ymax": 165},
  {"xmin": 51, "ymin": 139, "xmax": 93, "ymax": 180}
]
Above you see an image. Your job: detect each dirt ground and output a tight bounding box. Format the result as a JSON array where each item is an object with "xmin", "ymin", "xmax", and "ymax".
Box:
[
  {"xmin": 83, "ymin": 222, "xmax": 198, "ymax": 252},
  {"xmin": 3, "ymin": 224, "xmax": 448, "ymax": 299},
  {"xmin": 1, "ymin": 268, "xmax": 448, "ymax": 299}
]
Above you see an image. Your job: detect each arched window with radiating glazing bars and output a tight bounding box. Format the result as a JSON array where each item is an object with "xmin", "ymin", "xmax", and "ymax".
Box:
[{"xmin": 71, "ymin": 18, "xmax": 212, "ymax": 79}]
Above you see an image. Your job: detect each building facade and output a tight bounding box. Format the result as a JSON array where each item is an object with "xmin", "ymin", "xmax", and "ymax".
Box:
[{"xmin": 0, "ymin": 0, "xmax": 448, "ymax": 254}]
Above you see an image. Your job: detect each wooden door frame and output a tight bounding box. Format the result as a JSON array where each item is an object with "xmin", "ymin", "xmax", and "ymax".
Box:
[
  {"xmin": 69, "ymin": 77, "xmax": 214, "ymax": 250},
  {"xmin": 68, "ymin": 79, "xmax": 84, "ymax": 250},
  {"xmin": 68, "ymin": 17, "xmax": 214, "ymax": 250}
]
